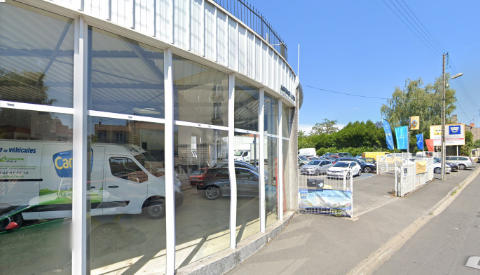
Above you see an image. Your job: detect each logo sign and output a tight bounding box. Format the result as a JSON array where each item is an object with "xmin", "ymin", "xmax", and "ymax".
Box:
[
  {"xmin": 449, "ymin": 125, "xmax": 461, "ymax": 135},
  {"xmin": 382, "ymin": 120, "xmax": 395, "ymax": 150},
  {"xmin": 410, "ymin": 116, "xmax": 420, "ymax": 130},
  {"xmin": 395, "ymin": 126, "xmax": 409, "ymax": 150},
  {"xmin": 53, "ymin": 150, "xmax": 73, "ymax": 178},
  {"xmin": 430, "ymin": 124, "xmax": 465, "ymax": 146}
]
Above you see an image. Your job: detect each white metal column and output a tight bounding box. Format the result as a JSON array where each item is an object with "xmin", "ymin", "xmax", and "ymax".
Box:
[
  {"xmin": 278, "ymin": 100, "xmax": 283, "ymax": 221},
  {"xmin": 228, "ymin": 74, "xmax": 237, "ymax": 249},
  {"xmin": 72, "ymin": 16, "xmax": 88, "ymax": 275},
  {"xmin": 164, "ymin": 48, "xmax": 176, "ymax": 275},
  {"xmin": 258, "ymin": 89, "xmax": 266, "ymax": 233}
]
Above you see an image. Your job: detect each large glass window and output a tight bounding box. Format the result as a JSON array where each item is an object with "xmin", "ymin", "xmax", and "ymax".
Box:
[
  {"xmin": 0, "ymin": 109, "xmax": 73, "ymax": 273},
  {"xmin": 282, "ymin": 105, "xmax": 294, "ymax": 138},
  {"xmin": 234, "ymin": 132, "xmax": 260, "ymax": 242},
  {"xmin": 264, "ymin": 95, "xmax": 278, "ymax": 135},
  {"xmin": 87, "ymin": 27, "xmax": 167, "ymax": 274},
  {"xmin": 88, "ymin": 27, "xmax": 164, "ymax": 117},
  {"xmin": 234, "ymin": 80, "xmax": 259, "ymax": 131},
  {"xmin": 174, "ymin": 126, "xmax": 229, "ymax": 267},
  {"xmin": 0, "ymin": 4, "xmax": 74, "ymax": 274},
  {"xmin": 0, "ymin": 4, "xmax": 74, "ymax": 107},
  {"xmin": 282, "ymin": 140, "xmax": 289, "ymax": 214},
  {"xmin": 87, "ymin": 117, "xmax": 167, "ymax": 274},
  {"xmin": 173, "ymin": 55, "xmax": 228, "ymax": 126},
  {"xmin": 265, "ymin": 136, "xmax": 278, "ymax": 227}
]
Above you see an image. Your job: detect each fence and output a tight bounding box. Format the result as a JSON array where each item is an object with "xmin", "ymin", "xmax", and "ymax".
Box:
[
  {"xmin": 298, "ymin": 169, "xmax": 354, "ymax": 217},
  {"xmin": 394, "ymin": 157, "xmax": 434, "ymax": 197},
  {"xmin": 377, "ymin": 153, "xmax": 412, "ymax": 175},
  {"xmin": 212, "ymin": 0, "xmax": 288, "ymax": 59}
]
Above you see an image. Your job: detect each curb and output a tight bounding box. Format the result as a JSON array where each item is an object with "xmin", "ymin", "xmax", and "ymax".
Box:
[
  {"xmin": 176, "ymin": 211, "xmax": 295, "ymax": 275},
  {"xmin": 347, "ymin": 167, "xmax": 480, "ymax": 275}
]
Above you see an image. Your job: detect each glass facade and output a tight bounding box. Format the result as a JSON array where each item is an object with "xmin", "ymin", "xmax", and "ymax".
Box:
[
  {"xmin": 0, "ymin": 3, "xmax": 296, "ymax": 274},
  {"xmin": 234, "ymin": 132, "xmax": 260, "ymax": 241}
]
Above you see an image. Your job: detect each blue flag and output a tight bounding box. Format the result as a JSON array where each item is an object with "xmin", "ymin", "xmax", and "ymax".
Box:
[
  {"xmin": 395, "ymin": 126, "xmax": 409, "ymax": 150},
  {"xmin": 382, "ymin": 120, "xmax": 395, "ymax": 150},
  {"xmin": 416, "ymin": 133, "xmax": 424, "ymax": 150}
]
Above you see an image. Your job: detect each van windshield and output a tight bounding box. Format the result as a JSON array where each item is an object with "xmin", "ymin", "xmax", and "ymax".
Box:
[
  {"xmin": 234, "ymin": 151, "xmax": 244, "ymax": 156},
  {"xmin": 134, "ymin": 152, "xmax": 164, "ymax": 177}
]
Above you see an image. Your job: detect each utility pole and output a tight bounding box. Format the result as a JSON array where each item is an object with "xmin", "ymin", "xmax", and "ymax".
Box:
[{"xmin": 441, "ymin": 53, "xmax": 447, "ymax": 181}]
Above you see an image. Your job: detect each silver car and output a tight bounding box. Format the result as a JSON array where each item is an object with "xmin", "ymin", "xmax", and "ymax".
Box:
[
  {"xmin": 300, "ymin": 159, "xmax": 333, "ymax": 175},
  {"xmin": 445, "ymin": 156, "xmax": 473, "ymax": 170}
]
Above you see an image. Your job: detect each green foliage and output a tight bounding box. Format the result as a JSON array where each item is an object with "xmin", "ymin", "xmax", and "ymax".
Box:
[
  {"xmin": 311, "ymin": 118, "xmax": 339, "ymax": 135},
  {"xmin": 474, "ymin": 139, "xmax": 480, "ymax": 148},
  {"xmin": 460, "ymin": 131, "xmax": 474, "ymax": 155},
  {"xmin": 299, "ymin": 120, "xmax": 389, "ymax": 155}
]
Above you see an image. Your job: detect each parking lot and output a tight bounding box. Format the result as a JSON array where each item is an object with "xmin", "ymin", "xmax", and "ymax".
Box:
[{"xmin": 299, "ymin": 164, "xmax": 478, "ymax": 218}]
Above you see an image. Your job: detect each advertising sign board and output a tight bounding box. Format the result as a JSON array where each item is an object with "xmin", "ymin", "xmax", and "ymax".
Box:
[
  {"xmin": 429, "ymin": 124, "xmax": 465, "ymax": 146},
  {"xmin": 298, "ymin": 188, "xmax": 352, "ymax": 217}
]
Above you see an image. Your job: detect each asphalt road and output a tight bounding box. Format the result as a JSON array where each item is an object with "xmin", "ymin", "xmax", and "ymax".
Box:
[{"xmin": 375, "ymin": 173, "xmax": 480, "ymax": 275}]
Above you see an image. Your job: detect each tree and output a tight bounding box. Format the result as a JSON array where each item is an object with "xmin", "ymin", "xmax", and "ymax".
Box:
[
  {"xmin": 311, "ymin": 118, "xmax": 339, "ymax": 135},
  {"xmin": 381, "ymin": 76, "xmax": 457, "ymax": 150}
]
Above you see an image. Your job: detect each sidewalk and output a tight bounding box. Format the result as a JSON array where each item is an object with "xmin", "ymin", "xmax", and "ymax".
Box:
[{"xmin": 229, "ymin": 168, "xmax": 479, "ymax": 275}]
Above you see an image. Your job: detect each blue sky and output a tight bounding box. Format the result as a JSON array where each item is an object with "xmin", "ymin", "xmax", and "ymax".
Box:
[{"xmin": 253, "ymin": 0, "xmax": 480, "ymax": 133}]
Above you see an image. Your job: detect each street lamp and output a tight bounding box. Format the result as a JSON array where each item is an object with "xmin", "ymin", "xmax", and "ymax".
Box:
[{"xmin": 441, "ymin": 53, "xmax": 463, "ymax": 180}]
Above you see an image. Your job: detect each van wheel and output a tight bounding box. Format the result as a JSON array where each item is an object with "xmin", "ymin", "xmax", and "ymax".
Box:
[
  {"xmin": 143, "ymin": 199, "xmax": 165, "ymax": 219},
  {"xmin": 434, "ymin": 167, "xmax": 441, "ymax": 174},
  {"xmin": 205, "ymin": 186, "xmax": 221, "ymax": 200}
]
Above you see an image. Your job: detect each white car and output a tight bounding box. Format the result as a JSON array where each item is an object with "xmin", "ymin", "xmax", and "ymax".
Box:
[
  {"xmin": 445, "ymin": 156, "xmax": 473, "ymax": 170},
  {"xmin": 327, "ymin": 161, "xmax": 361, "ymax": 179},
  {"xmin": 432, "ymin": 159, "xmax": 451, "ymax": 174}
]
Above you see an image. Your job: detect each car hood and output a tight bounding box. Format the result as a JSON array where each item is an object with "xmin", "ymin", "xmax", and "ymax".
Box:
[{"xmin": 328, "ymin": 167, "xmax": 348, "ymax": 172}]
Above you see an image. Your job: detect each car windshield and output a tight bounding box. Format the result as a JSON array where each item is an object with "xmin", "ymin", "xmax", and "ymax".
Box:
[
  {"xmin": 333, "ymin": 162, "xmax": 349, "ymax": 168},
  {"xmin": 308, "ymin": 160, "xmax": 321, "ymax": 165},
  {"xmin": 234, "ymin": 151, "xmax": 243, "ymax": 156}
]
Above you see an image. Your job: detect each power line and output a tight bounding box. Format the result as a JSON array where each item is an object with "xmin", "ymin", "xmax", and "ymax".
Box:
[{"xmin": 304, "ymin": 84, "xmax": 389, "ymax": 101}]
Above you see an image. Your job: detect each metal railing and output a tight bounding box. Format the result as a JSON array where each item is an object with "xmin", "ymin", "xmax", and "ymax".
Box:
[{"xmin": 212, "ymin": 0, "xmax": 288, "ymax": 60}]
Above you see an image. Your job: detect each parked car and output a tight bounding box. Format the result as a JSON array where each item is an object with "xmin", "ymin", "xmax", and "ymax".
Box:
[
  {"xmin": 337, "ymin": 152, "xmax": 353, "ymax": 158},
  {"xmin": 198, "ymin": 167, "xmax": 275, "ymax": 200},
  {"xmin": 322, "ymin": 153, "xmax": 340, "ymax": 159},
  {"xmin": 300, "ymin": 159, "xmax": 333, "ymax": 175},
  {"xmin": 447, "ymin": 162, "xmax": 458, "ymax": 172},
  {"xmin": 327, "ymin": 161, "xmax": 361, "ymax": 179},
  {"xmin": 298, "ymin": 155, "xmax": 309, "ymax": 166},
  {"xmin": 445, "ymin": 156, "xmax": 474, "ymax": 170},
  {"xmin": 337, "ymin": 157, "xmax": 376, "ymax": 173},
  {"xmin": 433, "ymin": 158, "xmax": 451, "ymax": 174}
]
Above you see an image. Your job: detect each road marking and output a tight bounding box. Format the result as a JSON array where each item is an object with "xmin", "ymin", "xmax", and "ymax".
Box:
[
  {"xmin": 347, "ymin": 166, "xmax": 480, "ymax": 275},
  {"xmin": 465, "ymin": 256, "xmax": 480, "ymax": 270}
]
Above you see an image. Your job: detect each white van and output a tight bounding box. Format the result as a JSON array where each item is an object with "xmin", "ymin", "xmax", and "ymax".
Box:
[{"xmin": 0, "ymin": 140, "xmax": 183, "ymax": 230}]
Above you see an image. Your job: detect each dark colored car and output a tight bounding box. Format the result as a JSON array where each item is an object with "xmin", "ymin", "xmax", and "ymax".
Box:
[
  {"xmin": 198, "ymin": 167, "xmax": 262, "ymax": 200},
  {"xmin": 337, "ymin": 157, "xmax": 376, "ymax": 173},
  {"xmin": 447, "ymin": 162, "xmax": 458, "ymax": 172},
  {"xmin": 337, "ymin": 152, "xmax": 353, "ymax": 158}
]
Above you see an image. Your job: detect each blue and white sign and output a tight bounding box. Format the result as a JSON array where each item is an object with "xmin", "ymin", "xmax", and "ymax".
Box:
[
  {"xmin": 395, "ymin": 126, "xmax": 409, "ymax": 150},
  {"xmin": 382, "ymin": 120, "xmax": 395, "ymax": 150},
  {"xmin": 449, "ymin": 125, "xmax": 462, "ymax": 135},
  {"xmin": 299, "ymin": 188, "xmax": 352, "ymax": 217}
]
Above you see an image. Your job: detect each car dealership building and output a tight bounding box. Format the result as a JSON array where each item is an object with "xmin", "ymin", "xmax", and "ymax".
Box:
[{"xmin": 0, "ymin": 0, "xmax": 301, "ymax": 274}]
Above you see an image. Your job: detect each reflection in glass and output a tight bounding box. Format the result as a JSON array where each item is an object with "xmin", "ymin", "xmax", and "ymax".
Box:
[
  {"xmin": 0, "ymin": 109, "xmax": 73, "ymax": 274},
  {"xmin": 265, "ymin": 137, "xmax": 278, "ymax": 227},
  {"xmin": 282, "ymin": 140, "xmax": 289, "ymax": 214},
  {"xmin": 173, "ymin": 56, "xmax": 228, "ymax": 126},
  {"xmin": 0, "ymin": 4, "xmax": 74, "ymax": 107},
  {"xmin": 174, "ymin": 126, "xmax": 230, "ymax": 268},
  {"xmin": 264, "ymin": 95, "xmax": 278, "ymax": 135},
  {"xmin": 89, "ymin": 27, "xmax": 165, "ymax": 117},
  {"xmin": 282, "ymin": 105, "xmax": 294, "ymax": 138},
  {"xmin": 234, "ymin": 80, "xmax": 259, "ymax": 131},
  {"xmin": 87, "ymin": 117, "xmax": 172, "ymax": 274},
  {"xmin": 234, "ymin": 132, "xmax": 260, "ymax": 242}
]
